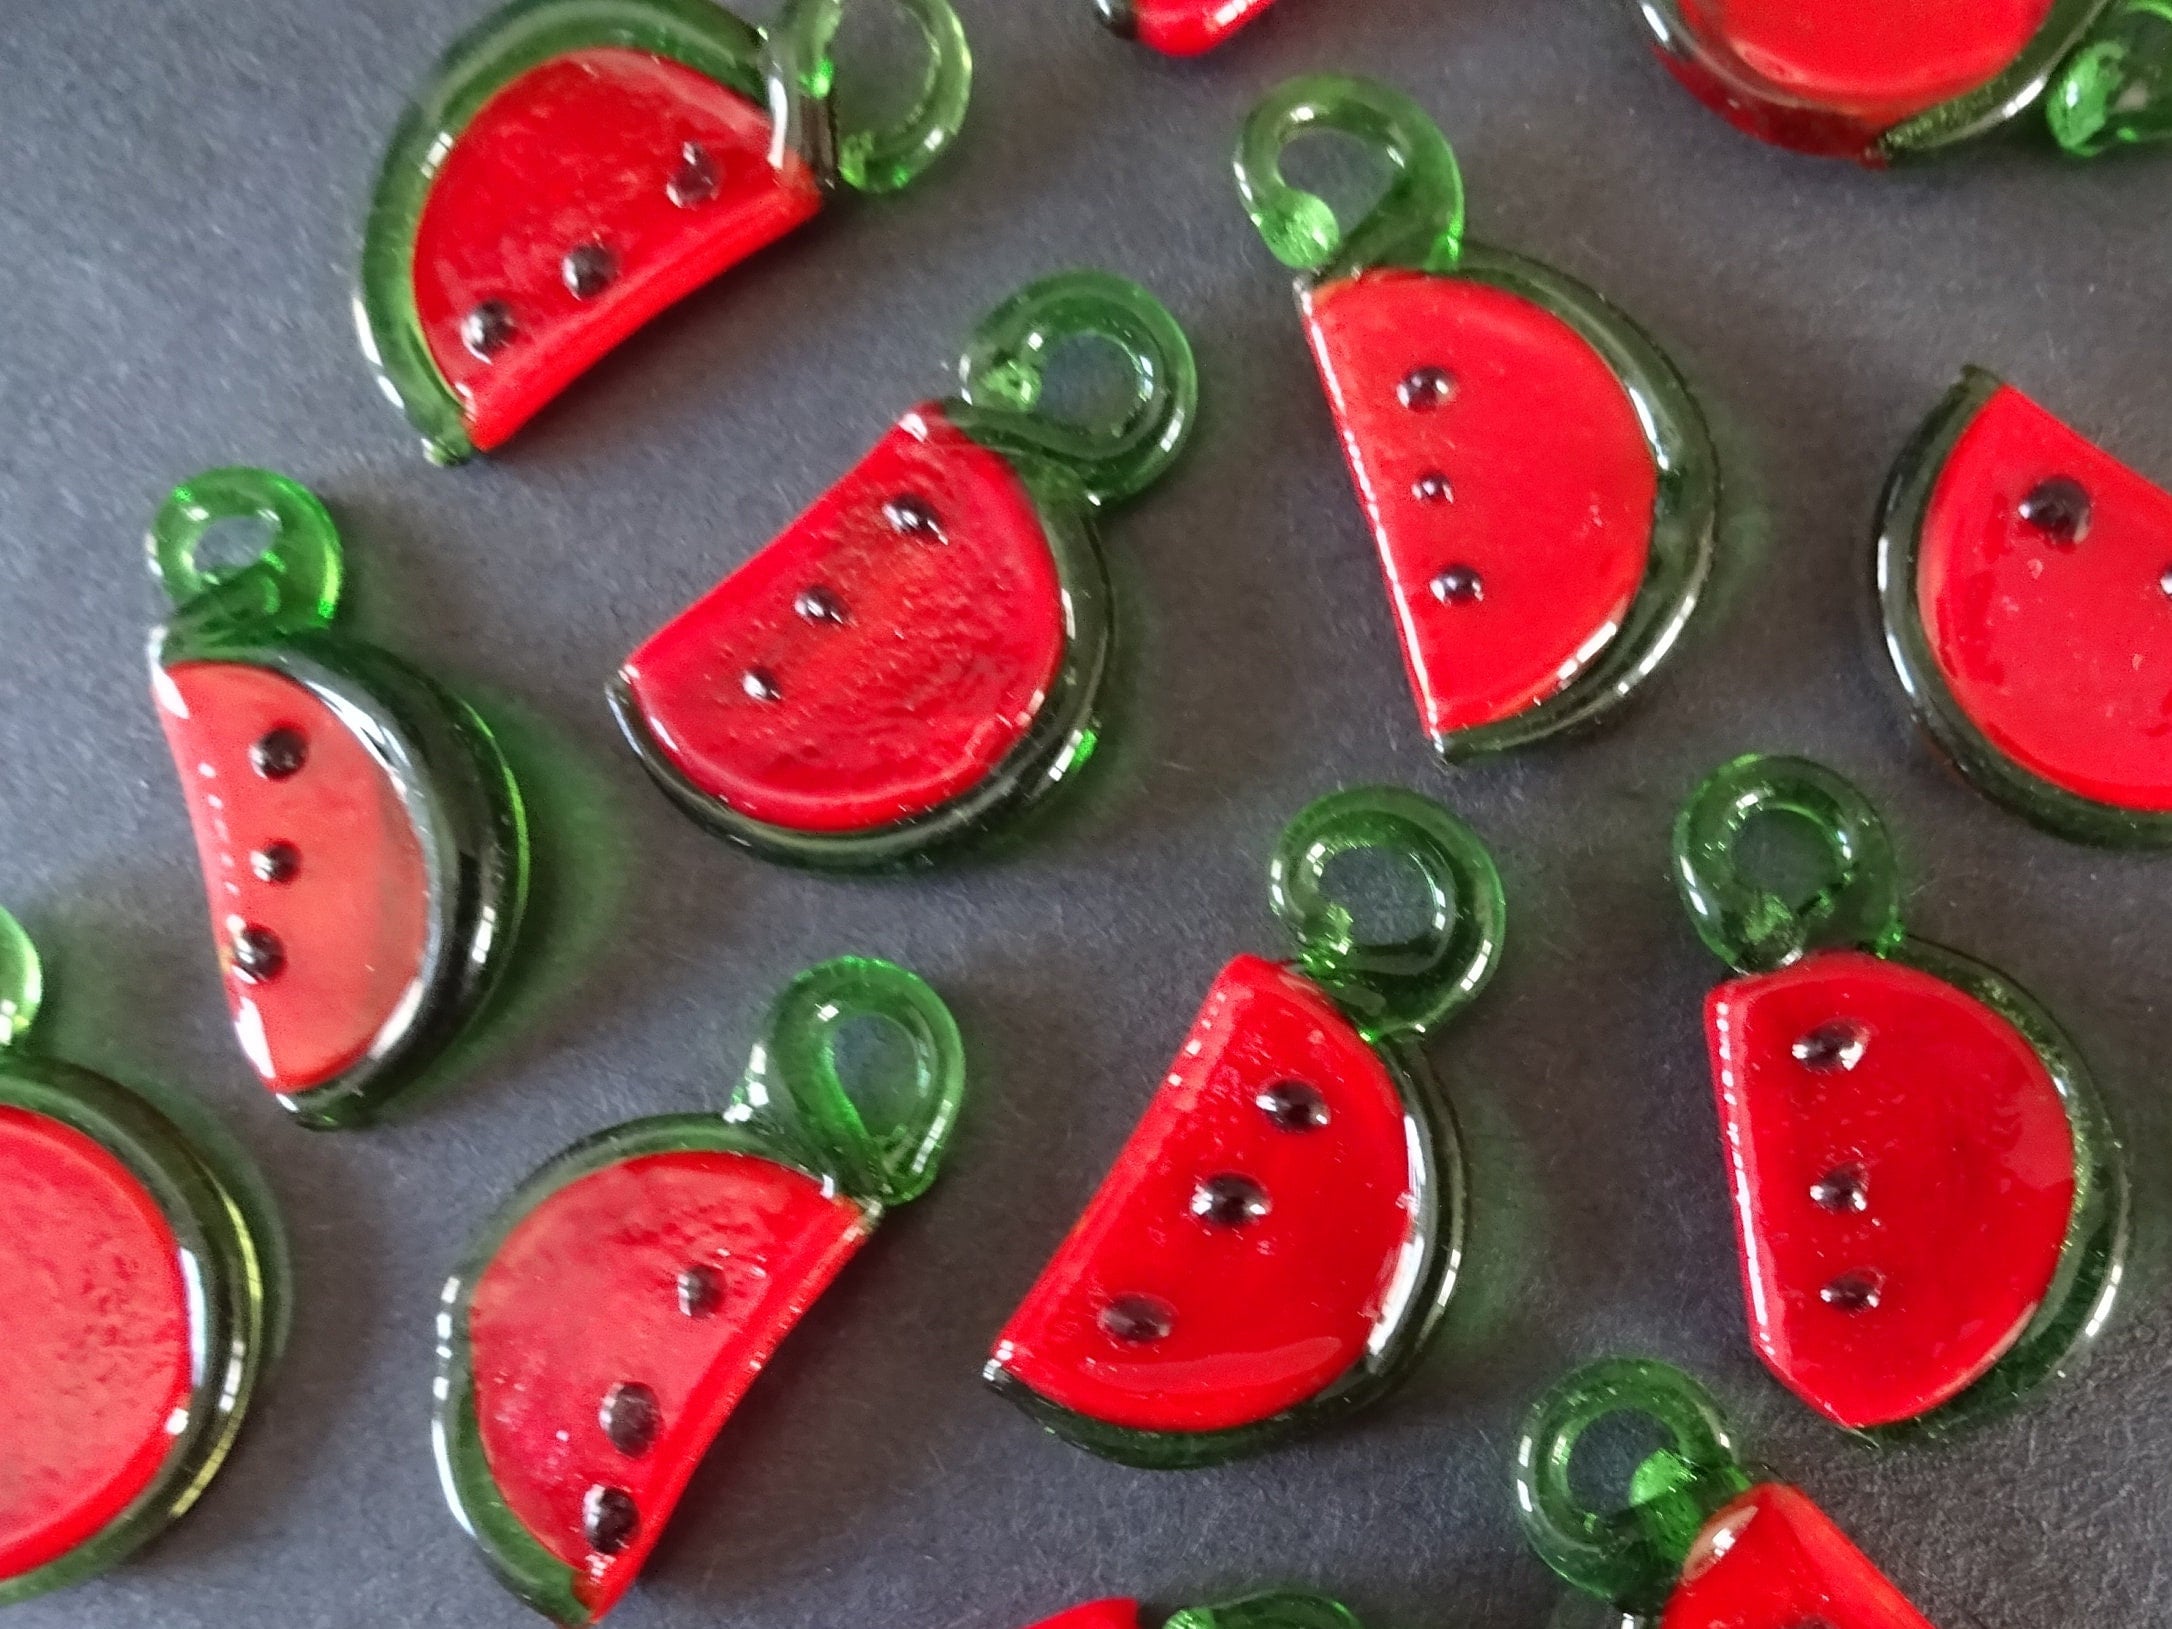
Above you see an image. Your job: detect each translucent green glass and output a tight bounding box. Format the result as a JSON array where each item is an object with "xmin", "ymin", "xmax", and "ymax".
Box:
[
  {"xmin": 2050, "ymin": 0, "xmax": 2172, "ymax": 151},
  {"xmin": 1166, "ymin": 1594, "xmax": 1364, "ymax": 1629}
]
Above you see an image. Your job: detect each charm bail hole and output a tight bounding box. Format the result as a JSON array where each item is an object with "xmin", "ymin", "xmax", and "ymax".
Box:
[
  {"xmin": 1033, "ymin": 331, "xmax": 1148, "ymax": 435},
  {"xmin": 192, "ymin": 512, "xmax": 280, "ymax": 581},
  {"xmin": 1731, "ymin": 807, "xmax": 1847, "ymax": 916},
  {"xmin": 1565, "ymin": 1409, "xmax": 1679, "ymax": 1519},
  {"xmin": 824, "ymin": 1009, "xmax": 927, "ymax": 1152},
  {"xmin": 1275, "ymin": 128, "xmax": 1398, "ymax": 254},
  {"xmin": 1317, "ymin": 843, "xmax": 1445, "ymax": 950},
  {"xmin": 825, "ymin": 0, "xmax": 929, "ymax": 142}
]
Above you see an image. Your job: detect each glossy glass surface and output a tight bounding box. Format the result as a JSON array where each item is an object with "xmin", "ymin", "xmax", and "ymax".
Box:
[
  {"xmin": 2050, "ymin": 0, "xmax": 2172, "ymax": 152},
  {"xmin": 1663, "ymin": 1484, "xmax": 1933, "ymax": 1629},
  {"xmin": 1883, "ymin": 374, "xmax": 2172, "ymax": 833},
  {"xmin": 1101, "ymin": 0, "xmax": 1280, "ymax": 55},
  {"xmin": 1708, "ymin": 950, "xmax": 2076, "ymax": 1430},
  {"xmin": 1027, "ymin": 1601, "xmax": 1142, "ymax": 1629}
]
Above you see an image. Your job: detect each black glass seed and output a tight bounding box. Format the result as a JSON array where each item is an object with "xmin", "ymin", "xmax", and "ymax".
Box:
[
  {"xmin": 741, "ymin": 668, "xmax": 782, "ymax": 702},
  {"xmin": 562, "ymin": 241, "xmax": 618, "ymax": 300},
  {"xmin": 460, "ymin": 299, "xmax": 517, "ymax": 361},
  {"xmin": 677, "ymin": 1264, "xmax": 721, "ymax": 1318},
  {"xmin": 582, "ymin": 1484, "xmax": 639, "ymax": 1555},
  {"xmin": 1430, "ymin": 565, "xmax": 1484, "ymax": 604},
  {"xmin": 1809, "ymin": 1165, "xmax": 1868, "ymax": 1213},
  {"xmin": 2019, "ymin": 475, "xmax": 2091, "ymax": 546},
  {"xmin": 1397, "ymin": 366, "xmax": 1453, "ymax": 410},
  {"xmin": 1191, "ymin": 1173, "xmax": 1271, "ymax": 1227},
  {"xmin": 1098, "ymin": 1293, "xmax": 1174, "ymax": 1344},
  {"xmin": 1820, "ymin": 1270, "xmax": 1883, "ymax": 1312},
  {"xmin": 1256, "ymin": 1079, "xmax": 1330, "ymax": 1131},
  {"xmin": 250, "ymin": 841, "xmax": 300, "ymax": 885},
  {"xmin": 250, "ymin": 727, "xmax": 307, "ymax": 780},
  {"xmin": 794, "ymin": 585, "xmax": 846, "ymax": 624},
  {"xmin": 666, "ymin": 141, "xmax": 719, "ymax": 208},
  {"xmin": 599, "ymin": 1381, "xmax": 662, "ymax": 1458},
  {"xmin": 230, "ymin": 925, "xmax": 285, "ymax": 983},
  {"xmin": 884, "ymin": 494, "xmax": 944, "ymax": 541},
  {"xmin": 1412, "ymin": 470, "xmax": 1452, "ymax": 503},
  {"xmin": 1792, "ymin": 1020, "xmax": 1866, "ymax": 1072}
]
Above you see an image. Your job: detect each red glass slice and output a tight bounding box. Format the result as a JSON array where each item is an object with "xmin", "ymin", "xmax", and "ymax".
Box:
[
  {"xmin": 619, "ymin": 405, "xmax": 1069, "ymax": 833},
  {"xmin": 0, "ymin": 1106, "xmax": 192, "ymax": 1582},
  {"xmin": 1127, "ymin": 0, "xmax": 1277, "ymax": 55},
  {"xmin": 1302, "ymin": 269, "xmax": 1657, "ymax": 740},
  {"xmin": 1027, "ymin": 1601, "xmax": 1142, "ymax": 1629},
  {"xmin": 990, "ymin": 954, "xmax": 1420, "ymax": 1434},
  {"xmin": 1706, "ymin": 949, "xmax": 2077, "ymax": 1429},
  {"xmin": 468, "ymin": 1149, "xmax": 868, "ymax": 1621},
  {"xmin": 1917, "ymin": 382, "xmax": 2172, "ymax": 812},
  {"xmin": 155, "ymin": 660, "xmax": 431, "ymax": 1094},
  {"xmin": 410, "ymin": 47, "xmax": 823, "ymax": 452},
  {"xmin": 1663, "ymin": 1483, "xmax": 1935, "ymax": 1629},
  {"xmin": 1658, "ymin": 0, "xmax": 2053, "ymax": 155}
]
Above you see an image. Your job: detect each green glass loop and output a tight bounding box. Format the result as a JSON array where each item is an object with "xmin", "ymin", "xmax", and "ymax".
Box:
[
  {"xmin": 1671, "ymin": 754, "xmax": 1903, "ymax": 975},
  {"xmin": 147, "ymin": 467, "xmax": 344, "ymax": 646},
  {"xmin": 1166, "ymin": 1594, "xmax": 1364, "ymax": 1629},
  {"xmin": 731, "ymin": 956, "xmax": 964, "ymax": 1206},
  {"xmin": 1269, "ymin": 785, "xmax": 1504, "ymax": 1042},
  {"xmin": 2049, "ymin": 0, "xmax": 2172, "ymax": 153},
  {"xmin": 1234, "ymin": 73, "xmax": 1465, "ymax": 281},
  {"xmin": 955, "ymin": 270, "xmax": 1197, "ymax": 507},
  {"xmin": 1514, "ymin": 1358, "xmax": 1753, "ymax": 1615},
  {"xmin": 0, "ymin": 906, "xmax": 42, "ymax": 1048},
  {"xmin": 763, "ymin": 0, "xmax": 972, "ymax": 193}
]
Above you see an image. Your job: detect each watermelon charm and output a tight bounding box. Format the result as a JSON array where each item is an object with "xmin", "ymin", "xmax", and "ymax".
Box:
[
  {"xmin": 1096, "ymin": 0, "xmax": 1281, "ymax": 56},
  {"xmin": 0, "ymin": 908, "xmax": 279, "ymax": 1604},
  {"xmin": 1517, "ymin": 1358, "xmax": 1939, "ymax": 1625},
  {"xmin": 435, "ymin": 957, "xmax": 964, "ymax": 1624},
  {"xmin": 1631, "ymin": 0, "xmax": 2172, "ymax": 162},
  {"xmin": 1028, "ymin": 1595, "xmax": 1359, "ymax": 1629},
  {"xmin": 149, "ymin": 468, "xmax": 529, "ymax": 1129},
  {"xmin": 613, "ymin": 270, "xmax": 1198, "ymax": 867},
  {"xmin": 1235, "ymin": 76, "xmax": 1716, "ymax": 763},
  {"xmin": 1877, "ymin": 369, "xmax": 2172, "ymax": 844},
  {"xmin": 358, "ymin": 0, "xmax": 973, "ymax": 463},
  {"xmin": 1673, "ymin": 754, "xmax": 2125, "ymax": 1434},
  {"xmin": 986, "ymin": 786, "xmax": 1501, "ymax": 1467}
]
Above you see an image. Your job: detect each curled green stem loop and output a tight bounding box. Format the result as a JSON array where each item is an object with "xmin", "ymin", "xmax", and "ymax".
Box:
[
  {"xmin": 2050, "ymin": 0, "xmax": 2172, "ymax": 154},
  {"xmin": 1234, "ymin": 73, "xmax": 1464, "ymax": 281},
  {"xmin": 957, "ymin": 269, "xmax": 1198, "ymax": 507},
  {"xmin": 1269, "ymin": 786, "xmax": 1503, "ymax": 1041},
  {"xmin": 732, "ymin": 957, "xmax": 964, "ymax": 1206},
  {"xmin": 1515, "ymin": 1358, "xmax": 1753, "ymax": 1615},
  {"xmin": 147, "ymin": 467, "xmax": 343, "ymax": 646},
  {"xmin": 764, "ymin": 0, "xmax": 972, "ymax": 193},
  {"xmin": 1165, "ymin": 1594, "xmax": 1364, "ymax": 1629},
  {"xmin": 1672, "ymin": 754, "xmax": 1902, "ymax": 975},
  {"xmin": 0, "ymin": 908, "xmax": 42, "ymax": 1049}
]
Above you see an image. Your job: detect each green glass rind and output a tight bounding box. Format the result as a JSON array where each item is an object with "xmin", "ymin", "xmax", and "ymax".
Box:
[
  {"xmin": 762, "ymin": 0, "xmax": 973, "ymax": 195},
  {"xmin": 149, "ymin": 468, "xmax": 342, "ymax": 646},
  {"xmin": 1874, "ymin": 367, "xmax": 2172, "ymax": 847},
  {"xmin": 1873, "ymin": 0, "xmax": 2113, "ymax": 156},
  {"xmin": 608, "ymin": 461, "xmax": 1112, "ymax": 870},
  {"xmin": 984, "ymin": 1039, "xmax": 1466, "ymax": 1470},
  {"xmin": 0, "ymin": 909, "xmax": 40, "ymax": 1046},
  {"xmin": 0, "ymin": 1053, "xmax": 275, "ymax": 1606},
  {"xmin": 356, "ymin": 0, "xmax": 771, "ymax": 465},
  {"xmin": 1422, "ymin": 245, "xmax": 1717, "ymax": 762},
  {"xmin": 1514, "ymin": 1358, "xmax": 1754, "ymax": 1616},
  {"xmin": 153, "ymin": 634, "xmax": 531, "ymax": 1129},
  {"xmin": 1167, "ymin": 1593, "xmax": 1365, "ymax": 1629},
  {"xmin": 2048, "ymin": 0, "xmax": 2172, "ymax": 152}
]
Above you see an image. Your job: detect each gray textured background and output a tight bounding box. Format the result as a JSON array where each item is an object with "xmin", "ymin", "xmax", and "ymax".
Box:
[{"xmin": 3, "ymin": 0, "xmax": 2171, "ymax": 1624}]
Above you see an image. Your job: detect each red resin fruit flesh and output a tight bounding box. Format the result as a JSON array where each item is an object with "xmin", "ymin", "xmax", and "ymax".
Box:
[
  {"xmin": 1665, "ymin": 0, "xmax": 2053, "ymax": 142},
  {"xmin": 991, "ymin": 954, "xmax": 1420, "ymax": 1433},
  {"xmin": 620, "ymin": 405, "xmax": 1069, "ymax": 833},
  {"xmin": 1663, "ymin": 1483, "xmax": 1935, "ymax": 1629},
  {"xmin": 411, "ymin": 47, "xmax": 823, "ymax": 451},
  {"xmin": 1918, "ymin": 383, "xmax": 2172, "ymax": 811},
  {"xmin": 156, "ymin": 661, "xmax": 431, "ymax": 1094},
  {"xmin": 0, "ymin": 1107, "xmax": 192, "ymax": 1582},
  {"xmin": 1303, "ymin": 269, "xmax": 1657, "ymax": 739},
  {"xmin": 1129, "ymin": 0, "xmax": 1278, "ymax": 55},
  {"xmin": 1026, "ymin": 1601, "xmax": 1142, "ymax": 1629},
  {"xmin": 1706, "ymin": 949, "xmax": 2076, "ymax": 1430},
  {"xmin": 468, "ymin": 1150, "xmax": 868, "ymax": 1620}
]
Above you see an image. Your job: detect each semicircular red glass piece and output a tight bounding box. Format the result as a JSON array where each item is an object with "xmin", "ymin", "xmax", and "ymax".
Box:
[
  {"xmin": 468, "ymin": 1150, "xmax": 867, "ymax": 1620},
  {"xmin": 411, "ymin": 47, "xmax": 823, "ymax": 451},
  {"xmin": 155, "ymin": 660, "xmax": 432, "ymax": 1094},
  {"xmin": 1664, "ymin": 1483, "xmax": 1935, "ymax": 1629},
  {"xmin": 1302, "ymin": 269, "xmax": 1656, "ymax": 741},
  {"xmin": 619, "ymin": 405, "xmax": 1069, "ymax": 834},
  {"xmin": 1128, "ymin": 0, "xmax": 1278, "ymax": 55},
  {"xmin": 1917, "ymin": 382, "xmax": 2172, "ymax": 812},
  {"xmin": 0, "ymin": 1107, "xmax": 193, "ymax": 1583},
  {"xmin": 1026, "ymin": 1601, "xmax": 1143, "ymax": 1629},
  {"xmin": 991, "ymin": 954, "xmax": 1420, "ymax": 1434},
  {"xmin": 1706, "ymin": 950, "xmax": 2076, "ymax": 1429}
]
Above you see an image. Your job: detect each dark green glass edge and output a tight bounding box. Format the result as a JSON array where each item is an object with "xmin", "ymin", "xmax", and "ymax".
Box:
[
  {"xmin": 1879, "ymin": 0, "xmax": 2115, "ymax": 157},
  {"xmin": 609, "ymin": 451, "xmax": 1112, "ymax": 870},
  {"xmin": 356, "ymin": 0, "xmax": 772, "ymax": 464},
  {"xmin": 985, "ymin": 1038, "xmax": 1465, "ymax": 1470},
  {"xmin": 432, "ymin": 1113, "xmax": 881, "ymax": 1624},
  {"xmin": 1873, "ymin": 366, "xmax": 2172, "ymax": 846},
  {"xmin": 154, "ymin": 631, "xmax": 531, "ymax": 1126},
  {"xmin": 0, "ymin": 1057, "xmax": 273, "ymax": 1606}
]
